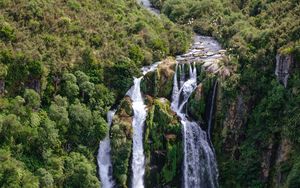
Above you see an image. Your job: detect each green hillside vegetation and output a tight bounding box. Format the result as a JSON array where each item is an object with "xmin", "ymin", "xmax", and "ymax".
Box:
[
  {"xmin": 151, "ymin": 0, "xmax": 300, "ymax": 187},
  {"xmin": 0, "ymin": 0, "xmax": 191, "ymax": 187}
]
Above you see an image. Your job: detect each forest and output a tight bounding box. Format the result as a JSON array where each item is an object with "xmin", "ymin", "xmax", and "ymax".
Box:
[
  {"xmin": 0, "ymin": 0, "xmax": 300, "ymax": 187},
  {"xmin": 149, "ymin": 0, "xmax": 300, "ymax": 187}
]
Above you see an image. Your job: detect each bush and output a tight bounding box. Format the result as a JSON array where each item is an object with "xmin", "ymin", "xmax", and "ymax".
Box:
[{"xmin": 0, "ymin": 22, "xmax": 15, "ymax": 41}]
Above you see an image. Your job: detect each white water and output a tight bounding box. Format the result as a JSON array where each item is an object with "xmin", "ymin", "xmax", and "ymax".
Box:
[
  {"xmin": 128, "ymin": 77, "xmax": 147, "ymax": 188},
  {"xmin": 97, "ymin": 110, "xmax": 116, "ymax": 188},
  {"xmin": 171, "ymin": 62, "xmax": 218, "ymax": 188},
  {"xmin": 126, "ymin": 62, "xmax": 161, "ymax": 188}
]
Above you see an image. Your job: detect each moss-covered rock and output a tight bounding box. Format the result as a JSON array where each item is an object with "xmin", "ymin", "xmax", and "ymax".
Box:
[
  {"xmin": 187, "ymin": 75, "xmax": 215, "ymax": 123},
  {"xmin": 110, "ymin": 97, "xmax": 133, "ymax": 188},
  {"xmin": 141, "ymin": 70, "xmax": 158, "ymax": 97},
  {"xmin": 117, "ymin": 96, "xmax": 133, "ymax": 117},
  {"xmin": 187, "ymin": 83, "xmax": 206, "ymax": 122},
  {"xmin": 141, "ymin": 58, "xmax": 176, "ymax": 99},
  {"xmin": 144, "ymin": 98, "xmax": 182, "ymax": 187}
]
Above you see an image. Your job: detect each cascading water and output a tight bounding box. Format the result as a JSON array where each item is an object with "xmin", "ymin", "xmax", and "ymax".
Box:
[
  {"xmin": 126, "ymin": 62, "xmax": 162, "ymax": 188},
  {"xmin": 171, "ymin": 62, "xmax": 219, "ymax": 188},
  {"xmin": 207, "ymin": 81, "xmax": 218, "ymax": 142},
  {"xmin": 97, "ymin": 110, "xmax": 116, "ymax": 188},
  {"xmin": 128, "ymin": 77, "xmax": 147, "ymax": 188},
  {"xmin": 98, "ymin": 1, "xmax": 225, "ymax": 187}
]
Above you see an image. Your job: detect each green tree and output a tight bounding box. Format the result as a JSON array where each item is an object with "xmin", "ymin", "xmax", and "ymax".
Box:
[
  {"xmin": 37, "ymin": 112, "xmax": 61, "ymax": 159},
  {"xmin": 24, "ymin": 89, "xmax": 41, "ymax": 110},
  {"xmin": 0, "ymin": 149, "xmax": 39, "ymax": 188},
  {"xmin": 62, "ymin": 73, "xmax": 79, "ymax": 100},
  {"xmin": 92, "ymin": 111, "xmax": 108, "ymax": 141},
  {"xmin": 68, "ymin": 101, "xmax": 93, "ymax": 145},
  {"xmin": 64, "ymin": 152, "xmax": 100, "ymax": 188},
  {"xmin": 36, "ymin": 168, "xmax": 54, "ymax": 188},
  {"xmin": 48, "ymin": 95, "xmax": 69, "ymax": 135}
]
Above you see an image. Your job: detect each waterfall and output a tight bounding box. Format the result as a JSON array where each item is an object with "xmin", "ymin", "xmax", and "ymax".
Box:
[
  {"xmin": 207, "ymin": 81, "xmax": 218, "ymax": 142},
  {"xmin": 171, "ymin": 62, "xmax": 218, "ymax": 188},
  {"xmin": 171, "ymin": 63, "xmax": 179, "ymax": 110},
  {"xmin": 126, "ymin": 62, "xmax": 161, "ymax": 188},
  {"xmin": 97, "ymin": 1, "xmax": 224, "ymax": 187},
  {"xmin": 128, "ymin": 77, "xmax": 147, "ymax": 188},
  {"xmin": 97, "ymin": 110, "xmax": 116, "ymax": 188}
]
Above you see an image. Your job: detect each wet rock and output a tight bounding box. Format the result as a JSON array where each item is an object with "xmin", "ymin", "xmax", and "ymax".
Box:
[
  {"xmin": 187, "ymin": 83, "xmax": 206, "ymax": 122},
  {"xmin": 275, "ymin": 53, "xmax": 295, "ymax": 87},
  {"xmin": 261, "ymin": 140, "xmax": 274, "ymax": 181},
  {"xmin": 206, "ymin": 63, "xmax": 219, "ymax": 73},
  {"xmin": 141, "ymin": 58, "xmax": 175, "ymax": 99},
  {"xmin": 272, "ymin": 139, "xmax": 292, "ymax": 187},
  {"xmin": 218, "ymin": 95, "xmax": 247, "ymax": 156},
  {"xmin": 206, "ymin": 51, "xmax": 215, "ymax": 56},
  {"xmin": 218, "ymin": 49, "xmax": 226, "ymax": 54},
  {"xmin": 144, "ymin": 98, "xmax": 182, "ymax": 187}
]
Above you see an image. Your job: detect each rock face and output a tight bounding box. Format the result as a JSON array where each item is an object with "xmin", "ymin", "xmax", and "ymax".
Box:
[
  {"xmin": 272, "ymin": 138, "xmax": 292, "ymax": 187},
  {"xmin": 187, "ymin": 75, "xmax": 216, "ymax": 125},
  {"xmin": 187, "ymin": 83, "xmax": 206, "ymax": 122},
  {"xmin": 213, "ymin": 94, "xmax": 248, "ymax": 168},
  {"xmin": 275, "ymin": 53, "xmax": 295, "ymax": 87},
  {"xmin": 141, "ymin": 59, "xmax": 175, "ymax": 99},
  {"xmin": 110, "ymin": 97, "xmax": 134, "ymax": 188},
  {"xmin": 144, "ymin": 98, "xmax": 182, "ymax": 187},
  {"xmin": 221, "ymin": 95, "xmax": 247, "ymax": 154},
  {"xmin": 0, "ymin": 80, "xmax": 4, "ymax": 95}
]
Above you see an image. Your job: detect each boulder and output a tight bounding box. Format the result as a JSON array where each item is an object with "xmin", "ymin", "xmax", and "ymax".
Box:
[{"xmin": 141, "ymin": 58, "xmax": 176, "ymax": 99}]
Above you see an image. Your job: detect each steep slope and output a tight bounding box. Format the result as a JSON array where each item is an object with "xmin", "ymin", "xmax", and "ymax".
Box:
[
  {"xmin": 0, "ymin": 0, "xmax": 191, "ymax": 187},
  {"xmin": 151, "ymin": 0, "xmax": 300, "ymax": 187}
]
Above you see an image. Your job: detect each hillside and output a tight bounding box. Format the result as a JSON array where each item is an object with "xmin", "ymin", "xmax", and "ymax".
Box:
[
  {"xmin": 0, "ymin": 0, "xmax": 191, "ymax": 187},
  {"xmin": 151, "ymin": 0, "xmax": 300, "ymax": 187},
  {"xmin": 1, "ymin": 0, "xmax": 300, "ymax": 187}
]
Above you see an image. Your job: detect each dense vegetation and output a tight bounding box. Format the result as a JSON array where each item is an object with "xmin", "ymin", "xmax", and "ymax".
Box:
[
  {"xmin": 151, "ymin": 0, "xmax": 300, "ymax": 187},
  {"xmin": 144, "ymin": 98, "xmax": 183, "ymax": 187},
  {"xmin": 0, "ymin": 0, "xmax": 191, "ymax": 187},
  {"xmin": 1, "ymin": 0, "xmax": 300, "ymax": 187}
]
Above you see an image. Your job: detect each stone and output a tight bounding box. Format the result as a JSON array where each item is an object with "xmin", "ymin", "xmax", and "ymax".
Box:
[
  {"xmin": 141, "ymin": 58, "xmax": 175, "ymax": 99},
  {"xmin": 275, "ymin": 53, "xmax": 294, "ymax": 88}
]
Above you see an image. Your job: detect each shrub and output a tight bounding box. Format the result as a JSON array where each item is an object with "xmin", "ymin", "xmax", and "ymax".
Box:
[{"xmin": 0, "ymin": 22, "xmax": 15, "ymax": 41}]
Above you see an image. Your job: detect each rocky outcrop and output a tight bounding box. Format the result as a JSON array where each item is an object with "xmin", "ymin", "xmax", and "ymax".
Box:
[
  {"xmin": 110, "ymin": 97, "xmax": 134, "ymax": 188},
  {"xmin": 187, "ymin": 83, "xmax": 206, "ymax": 122},
  {"xmin": 275, "ymin": 53, "xmax": 295, "ymax": 88},
  {"xmin": 187, "ymin": 75, "xmax": 216, "ymax": 124},
  {"xmin": 272, "ymin": 138, "xmax": 292, "ymax": 187},
  {"xmin": 0, "ymin": 80, "xmax": 4, "ymax": 95},
  {"xmin": 141, "ymin": 58, "xmax": 175, "ymax": 99},
  {"xmin": 213, "ymin": 94, "xmax": 248, "ymax": 162},
  {"xmin": 144, "ymin": 98, "xmax": 182, "ymax": 187}
]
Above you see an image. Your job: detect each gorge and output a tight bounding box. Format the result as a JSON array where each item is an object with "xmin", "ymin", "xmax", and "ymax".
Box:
[
  {"xmin": 0, "ymin": 0, "xmax": 299, "ymax": 188},
  {"xmin": 97, "ymin": 1, "xmax": 226, "ymax": 187}
]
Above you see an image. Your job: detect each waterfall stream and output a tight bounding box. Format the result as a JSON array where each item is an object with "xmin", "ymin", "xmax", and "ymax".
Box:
[
  {"xmin": 128, "ymin": 77, "xmax": 147, "ymax": 188},
  {"xmin": 126, "ymin": 62, "xmax": 162, "ymax": 188},
  {"xmin": 97, "ymin": 1, "xmax": 225, "ymax": 187},
  {"xmin": 208, "ymin": 81, "xmax": 218, "ymax": 142},
  {"xmin": 171, "ymin": 62, "xmax": 218, "ymax": 188},
  {"xmin": 97, "ymin": 110, "xmax": 116, "ymax": 188}
]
